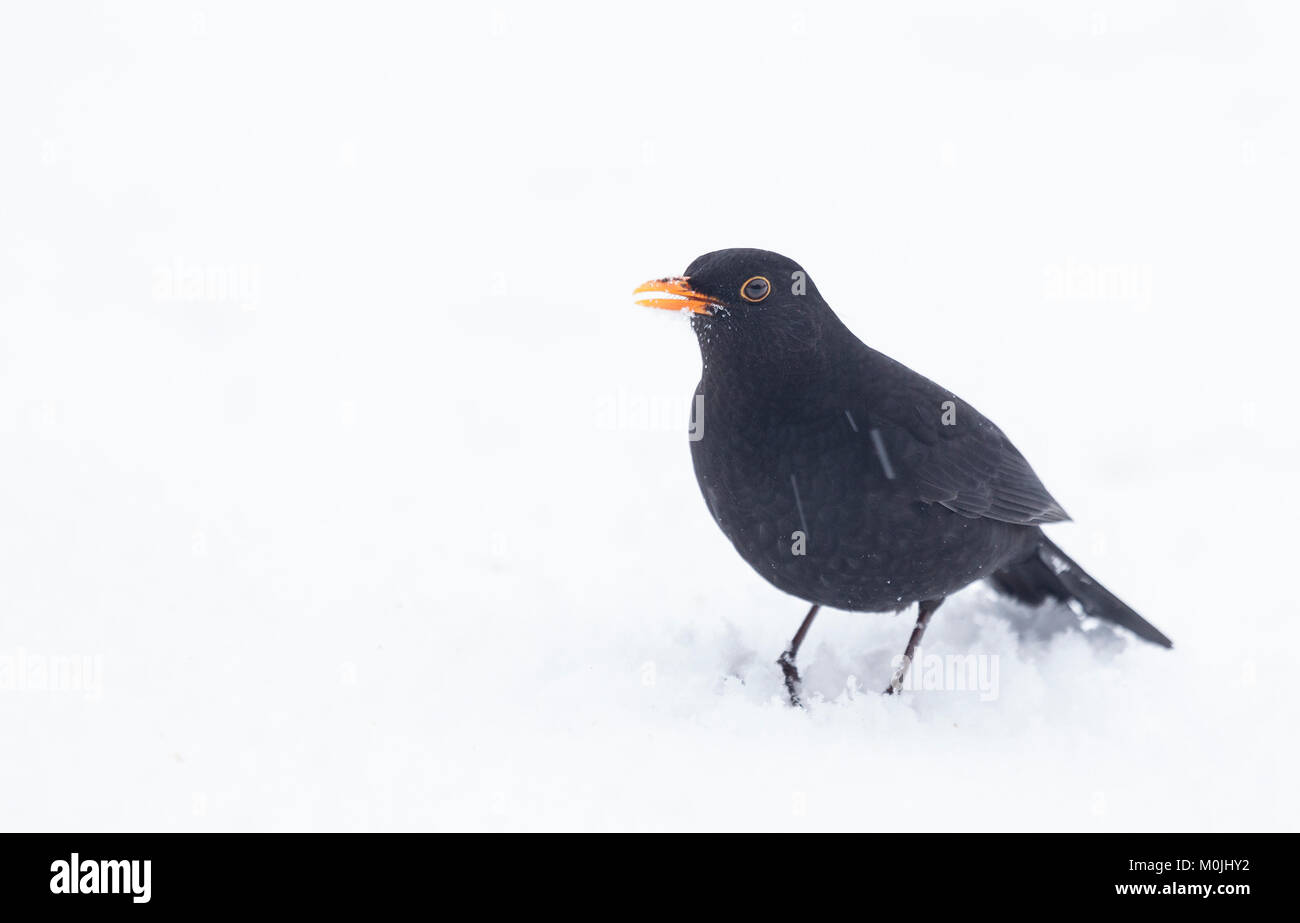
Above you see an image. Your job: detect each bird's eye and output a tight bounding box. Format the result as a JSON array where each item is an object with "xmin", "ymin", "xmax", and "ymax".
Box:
[{"xmin": 741, "ymin": 276, "xmax": 770, "ymax": 302}]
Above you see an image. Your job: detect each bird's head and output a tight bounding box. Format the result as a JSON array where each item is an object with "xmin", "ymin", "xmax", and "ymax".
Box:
[{"xmin": 634, "ymin": 248, "xmax": 839, "ymax": 370}]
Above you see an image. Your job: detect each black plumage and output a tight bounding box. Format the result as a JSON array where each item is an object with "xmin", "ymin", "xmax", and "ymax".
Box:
[{"xmin": 635, "ymin": 248, "xmax": 1171, "ymax": 704}]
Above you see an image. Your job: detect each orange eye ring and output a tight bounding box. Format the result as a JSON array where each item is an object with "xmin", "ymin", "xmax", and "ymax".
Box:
[{"xmin": 740, "ymin": 276, "xmax": 771, "ymax": 302}]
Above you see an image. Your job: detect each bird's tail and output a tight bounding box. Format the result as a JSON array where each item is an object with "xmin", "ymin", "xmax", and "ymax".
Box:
[{"xmin": 990, "ymin": 537, "xmax": 1172, "ymax": 648}]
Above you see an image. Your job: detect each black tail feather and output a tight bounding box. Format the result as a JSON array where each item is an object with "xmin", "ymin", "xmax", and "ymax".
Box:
[{"xmin": 990, "ymin": 537, "xmax": 1172, "ymax": 648}]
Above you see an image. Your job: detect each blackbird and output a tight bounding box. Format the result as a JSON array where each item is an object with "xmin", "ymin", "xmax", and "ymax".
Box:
[{"xmin": 635, "ymin": 248, "xmax": 1171, "ymax": 705}]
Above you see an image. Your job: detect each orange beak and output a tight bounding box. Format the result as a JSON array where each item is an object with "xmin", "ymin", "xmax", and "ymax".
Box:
[{"xmin": 633, "ymin": 276, "xmax": 719, "ymax": 315}]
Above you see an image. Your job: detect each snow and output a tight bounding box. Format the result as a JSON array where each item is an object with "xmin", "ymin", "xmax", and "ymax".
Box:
[{"xmin": 1, "ymin": 3, "xmax": 1297, "ymax": 831}]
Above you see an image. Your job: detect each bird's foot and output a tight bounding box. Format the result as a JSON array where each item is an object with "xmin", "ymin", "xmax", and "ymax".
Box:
[
  {"xmin": 883, "ymin": 655, "xmax": 912, "ymax": 696},
  {"xmin": 777, "ymin": 651, "xmax": 803, "ymax": 708}
]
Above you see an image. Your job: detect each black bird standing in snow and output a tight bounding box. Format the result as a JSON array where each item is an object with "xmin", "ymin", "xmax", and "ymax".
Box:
[{"xmin": 635, "ymin": 249, "xmax": 1171, "ymax": 706}]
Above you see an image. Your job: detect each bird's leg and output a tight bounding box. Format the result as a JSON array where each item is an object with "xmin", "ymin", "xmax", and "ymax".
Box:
[
  {"xmin": 884, "ymin": 597, "xmax": 945, "ymax": 695},
  {"xmin": 777, "ymin": 604, "xmax": 821, "ymax": 708}
]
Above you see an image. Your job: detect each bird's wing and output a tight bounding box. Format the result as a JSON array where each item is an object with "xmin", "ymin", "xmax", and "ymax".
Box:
[{"xmin": 866, "ymin": 352, "xmax": 1071, "ymax": 526}]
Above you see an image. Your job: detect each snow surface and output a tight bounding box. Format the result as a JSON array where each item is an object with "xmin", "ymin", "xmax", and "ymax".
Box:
[{"xmin": 1, "ymin": 3, "xmax": 1297, "ymax": 830}]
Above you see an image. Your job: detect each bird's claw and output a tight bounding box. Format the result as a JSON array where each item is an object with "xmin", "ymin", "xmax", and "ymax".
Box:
[
  {"xmin": 884, "ymin": 667, "xmax": 906, "ymax": 696},
  {"xmin": 777, "ymin": 651, "xmax": 803, "ymax": 708}
]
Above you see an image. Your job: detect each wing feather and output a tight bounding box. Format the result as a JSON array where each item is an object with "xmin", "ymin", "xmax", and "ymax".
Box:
[{"xmin": 864, "ymin": 350, "xmax": 1070, "ymax": 526}]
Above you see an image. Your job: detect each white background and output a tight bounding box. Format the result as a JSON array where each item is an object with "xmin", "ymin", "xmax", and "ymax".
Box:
[{"xmin": 2, "ymin": 1, "xmax": 1296, "ymax": 830}]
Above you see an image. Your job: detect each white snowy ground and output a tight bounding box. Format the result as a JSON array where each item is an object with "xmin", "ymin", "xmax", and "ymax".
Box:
[{"xmin": 2, "ymin": 3, "xmax": 1298, "ymax": 830}]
